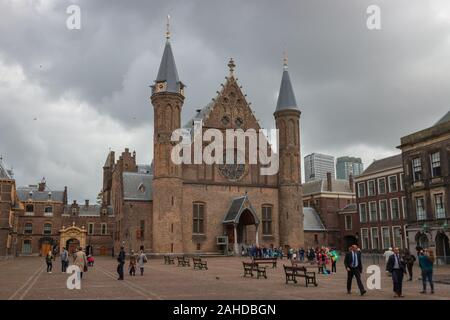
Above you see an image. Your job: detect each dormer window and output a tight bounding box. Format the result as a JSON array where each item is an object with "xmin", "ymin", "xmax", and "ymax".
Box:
[
  {"xmin": 72, "ymin": 208, "xmax": 77, "ymax": 216},
  {"xmin": 44, "ymin": 206, "xmax": 53, "ymax": 216},
  {"xmin": 25, "ymin": 204, "xmax": 34, "ymax": 216}
]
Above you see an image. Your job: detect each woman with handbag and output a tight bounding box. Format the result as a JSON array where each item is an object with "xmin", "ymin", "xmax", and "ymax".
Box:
[
  {"xmin": 73, "ymin": 247, "xmax": 88, "ymax": 279},
  {"xmin": 137, "ymin": 249, "xmax": 148, "ymax": 276}
]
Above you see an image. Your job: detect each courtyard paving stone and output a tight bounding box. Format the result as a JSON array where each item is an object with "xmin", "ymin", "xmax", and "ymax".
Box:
[{"xmin": 1, "ymin": 256, "xmax": 449, "ymax": 300}]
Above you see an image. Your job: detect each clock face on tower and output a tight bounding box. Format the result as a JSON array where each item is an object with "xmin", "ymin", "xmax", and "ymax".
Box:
[{"xmin": 218, "ymin": 149, "xmax": 246, "ymax": 181}]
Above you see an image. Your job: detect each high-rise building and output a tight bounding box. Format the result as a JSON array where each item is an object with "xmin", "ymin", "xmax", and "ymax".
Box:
[
  {"xmin": 304, "ymin": 153, "xmax": 335, "ymax": 182},
  {"xmin": 336, "ymin": 156, "xmax": 364, "ymax": 180}
]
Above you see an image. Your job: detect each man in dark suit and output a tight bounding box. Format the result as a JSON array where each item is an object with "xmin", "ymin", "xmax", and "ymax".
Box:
[
  {"xmin": 386, "ymin": 247, "xmax": 406, "ymax": 297},
  {"xmin": 344, "ymin": 245, "xmax": 366, "ymax": 296},
  {"xmin": 117, "ymin": 246, "xmax": 126, "ymax": 280}
]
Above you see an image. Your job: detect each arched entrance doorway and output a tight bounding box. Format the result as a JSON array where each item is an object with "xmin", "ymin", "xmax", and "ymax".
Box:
[
  {"xmin": 343, "ymin": 235, "xmax": 358, "ymax": 250},
  {"xmin": 222, "ymin": 194, "xmax": 260, "ymax": 255},
  {"xmin": 59, "ymin": 224, "xmax": 87, "ymax": 255},
  {"xmin": 436, "ymin": 232, "xmax": 450, "ymax": 264},
  {"xmin": 416, "ymin": 232, "xmax": 429, "ymax": 249},
  {"xmin": 66, "ymin": 238, "xmax": 80, "ymax": 254},
  {"xmin": 39, "ymin": 237, "xmax": 56, "ymax": 257}
]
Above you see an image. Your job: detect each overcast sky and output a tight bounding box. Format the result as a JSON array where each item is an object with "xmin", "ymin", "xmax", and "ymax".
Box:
[{"xmin": 0, "ymin": 0, "xmax": 449, "ymax": 202}]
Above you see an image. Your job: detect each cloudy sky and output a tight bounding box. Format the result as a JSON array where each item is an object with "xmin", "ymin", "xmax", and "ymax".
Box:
[{"xmin": 0, "ymin": 0, "xmax": 449, "ymax": 201}]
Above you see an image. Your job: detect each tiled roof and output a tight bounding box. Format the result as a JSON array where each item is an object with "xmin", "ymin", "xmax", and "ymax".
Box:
[
  {"xmin": 302, "ymin": 179, "xmax": 353, "ymax": 195},
  {"xmin": 223, "ymin": 194, "xmax": 259, "ymax": 224},
  {"xmin": 0, "ymin": 163, "xmax": 12, "ymax": 179},
  {"xmin": 17, "ymin": 186, "xmax": 65, "ymax": 202},
  {"xmin": 434, "ymin": 110, "xmax": 450, "ymax": 126},
  {"xmin": 361, "ymin": 154, "xmax": 402, "ymax": 176},
  {"xmin": 64, "ymin": 204, "xmax": 114, "ymax": 216},
  {"xmin": 123, "ymin": 172, "xmax": 153, "ymax": 201},
  {"xmin": 155, "ymin": 40, "xmax": 183, "ymax": 93},
  {"xmin": 303, "ymin": 207, "xmax": 326, "ymax": 231},
  {"xmin": 276, "ymin": 66, "xmax": 299, "ymax": 112}
]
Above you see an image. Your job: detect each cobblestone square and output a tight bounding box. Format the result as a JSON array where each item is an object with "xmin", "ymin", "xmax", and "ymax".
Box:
[{"xmin": 1, "ymin": 256, "xmax": 449, "ymax": 300}]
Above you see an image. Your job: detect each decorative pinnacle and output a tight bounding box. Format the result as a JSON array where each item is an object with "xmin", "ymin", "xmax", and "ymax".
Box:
[
  {"xmin": 165, "ymin": 14, "xmax": 171, "ymax": 40},
  {"xmin": 283, "ymin": 51, "xmax": 288, "ymax": 70},
  {"xmin": 228, "ymin": 58, "xmax": 236, "ymax": 75}
]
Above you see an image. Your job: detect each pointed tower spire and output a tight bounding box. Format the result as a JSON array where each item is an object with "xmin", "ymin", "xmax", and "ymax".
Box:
[
  {"xmin": 152, "ymin": 15, "xmax": 184, "ymax": 96},
  {"xmin": 275, "ymin": 53, "xmax": 299, "ymax": 112}
]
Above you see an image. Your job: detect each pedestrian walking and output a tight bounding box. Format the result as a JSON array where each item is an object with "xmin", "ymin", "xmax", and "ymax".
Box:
[
  {"xmin": 419, "ymin": 249, "xmax": 435, "ymax": 294},
  {"xmin": 129, "ymin": 250, "xmax": 137, "ymax": 276},
  {"xmin": 73, "ymin": 247, "xmax": 87, "ymax": 279},
  {"xmin": 344, "ymin": 245, "xmax": 366, "ymax": 296},
  {"xmin": 383, "ymin": 247, "xmax": 394, "ymax": 276},
  {"xmin": 117, "ymin": 246, "xmax": 126, "ymax": 280},
  {"xmin": 386, "ymin": 247, "xmax": 406, "ymax": 298},
  {"xmin": 299, "ymin": 248, "xmax": 305, "ymax": 262},
  {"xmin": 60, "ymin": 247, "xmax": 69, "ymax": 273},
  {"xmin": 45, "ymin": 251, "xmax": 53, "ymax": 273},
  {"xmin": 402, "ymin": 250, "xmax": 416, "ymax": 281},
  {"xmin": 137, "ymin": 250, "xmax": 148, "ymax": 276}
]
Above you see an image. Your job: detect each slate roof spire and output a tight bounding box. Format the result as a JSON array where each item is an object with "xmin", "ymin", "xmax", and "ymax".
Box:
[
  {"xmin": 275, "ymin": 52, "xmax": 299, "ymax": 112},
  {"xmin": 152, "ymin": 15, "xmax": 184, "ymax": 95}
]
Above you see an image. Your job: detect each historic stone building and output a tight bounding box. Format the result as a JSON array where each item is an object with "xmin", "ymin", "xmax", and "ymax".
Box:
[
  {"xmin": 302, "ymin": 172, "xmax": 356, "ymax": 249},
  {"xmin": 103, "ymin": 31, "xmax": 305, "ymax": 255},
  {"xmin": 353, "ymin": 154, "xmax": 408, "ymax": 253},
  {"xmin": 10, "ymin": 178, "xmax": 116, "ymax": 257},
  {"xmin": 0, "ymin": 160, "xmax": 21, "ymax": 259},
  {"xmin": 399, "ymin": 112, "xmax": 450, "ymax": 263}
]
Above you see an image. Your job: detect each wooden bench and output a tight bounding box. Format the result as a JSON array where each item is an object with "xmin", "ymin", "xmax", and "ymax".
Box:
[
  {"xmin": 193, "ymin": 257, "xmax": 208, "ymax": 270},
  {"xmin": 252, "ymin": 257, "xmax": 277, "ymax": 268},
  {"xmin": 283, "ymin": 265, "xmax": 318, "ymax": 287},
  {"xmin": 163, "ymin": 255, "xmax": 175, "ymax": 265},
  {"xmin": 177, "ymin": 256, "xmax": 190, "ymax": 267},
  {"xmin": 242, "ymin": 262, "xmax": 267, "ymax": 279}
]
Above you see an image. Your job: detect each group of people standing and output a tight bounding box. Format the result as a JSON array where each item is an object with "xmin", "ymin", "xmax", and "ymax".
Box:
[
  {"xmin": 45, "ymin": 246, "xmax": 88, "ymax": 279},
  {"xmin": 116, "ymin": 247, "xmax": 148, "ymax": 280},
  {"xmin": 344, "ymin": 244, "xmax": 437, "ymax": 298},
  {"xmin": 383, "ymin": 246, "xmax": 435, "ymax": 297}
]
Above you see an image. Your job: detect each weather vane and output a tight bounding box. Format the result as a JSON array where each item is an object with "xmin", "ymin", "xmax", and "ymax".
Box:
[
  {"xmin": 283, "ymin": 51, "xmax": 288, "ymax": 69},
  {"xmin": 166, "ymin": 14, "xmax": 171, "ymax": 40}
]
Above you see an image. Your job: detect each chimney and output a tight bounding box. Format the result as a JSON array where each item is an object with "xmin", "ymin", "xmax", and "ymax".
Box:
[
  {"xmin": 326, "ymin": 172, "xmax": 332, "ymax": 192},
  {"xmin": 38, "ymin": 177, "xmax": 46, "ymax": 192},
  {"xmin": 349, "ymin": 174, "xmax": 354, "ymax": 193},
  {"xmin": 85, "ymin": 199, "xmax": 89, "ymax": 208}
]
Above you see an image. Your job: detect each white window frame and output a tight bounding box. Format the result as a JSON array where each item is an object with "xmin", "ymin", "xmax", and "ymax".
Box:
[
  {"xmin": 88, "ymin": 223, "xmax": 94, "ymax": 235},
  {"xmin": 43, "ymin": 223, "xmax": 52, "ymax": 235},
  {"xmin": 101, "ymin": 223, "xmax": 107, "ymax": 235},
  {"xmin": 416, "ymin": 197, "xmax": 426, "ymax": 221},
  {"xmin": 345, "ymin": 215, "xmax": 352, "ymax": 230},
  {"xmin": 360, "ymin": 228, "xmax": 369, "ymax": 250},
  {"xmin": 388, "ymin": 175, "xmax": 398, "ymax": 193},
  {"xmin": 359, "ymin": 203, "xmax": 368, "ymax": 223},
  {"xmin": 377, "ymin": 177, "xmax": 386, "ymax": 194},
  {"xmin": 434, "ymin": 193, "xmax": 446, "ymax": 219},
  {"xmin": 381, "ymin": 226, "xmax": 391, "ymax": 249},
  {"xmin": 379, "ymin": 199, "xmax": 388, "ymax": 221},
  {"xmin": 369, "ymin": 201, "xmax": 378, "ymax": 222},
  {"xmin": 370, "ymin": 227, "xmax": 379, "ymax": 250},
  {"xmin": 430, "ymin": 152, "xmax": 441, "ymax": 178},
  {"xmin": 392, "ymin": 226, "xmax": 403, "ymax": 249},
  {"xmin": 390, "ymin": 198, "xmax": 400, "ymax": 221},
  {"xmin": 367, "ymin": 180, "xmax": 376, "ymax": 197},
  {"xmin": 412, "ymin": 158, "xmax": 422, "ymax": 182},
  {"xmin": 358, "ymin": 182, "xmax": 366, "ymax": 198}
]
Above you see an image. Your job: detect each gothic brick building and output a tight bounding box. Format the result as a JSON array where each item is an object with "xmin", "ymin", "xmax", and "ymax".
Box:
[
  {"xmin": 399, "ymin": 112, "xmax": 450, "ymax": 262},
  {"xmin": 102, "ymin": 32, "xmax": 305, "ymax": 255}
]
